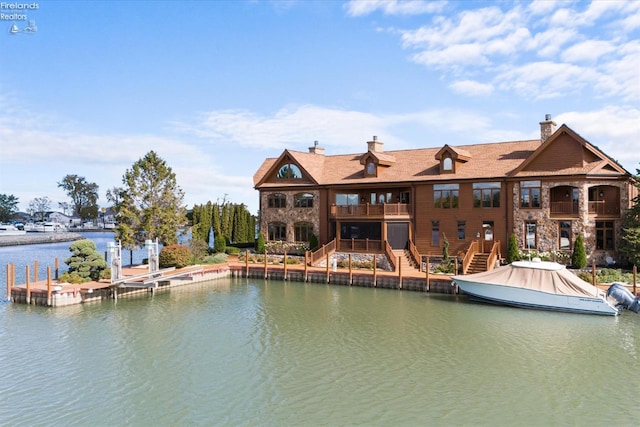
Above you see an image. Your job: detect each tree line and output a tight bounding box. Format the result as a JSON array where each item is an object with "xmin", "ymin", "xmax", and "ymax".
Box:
[{"xmin": 190, "ymin": 199, "xmax": 256, "ymax": 247}]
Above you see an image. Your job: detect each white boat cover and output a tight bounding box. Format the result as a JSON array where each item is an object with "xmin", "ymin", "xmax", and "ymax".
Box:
[{"xmin": 454, "ymin": 260, "xmax": 604, "ymax": 298}]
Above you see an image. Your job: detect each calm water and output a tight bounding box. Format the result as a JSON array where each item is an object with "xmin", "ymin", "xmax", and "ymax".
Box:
[{"xmin": 1, "ymin": 236, "xmax": 639, "ymax": 426}]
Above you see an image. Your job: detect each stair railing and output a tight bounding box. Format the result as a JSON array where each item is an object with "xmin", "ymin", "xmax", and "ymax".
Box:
[
  {"xmin": 383, "ymin": 240, "xmax": 397, "ymax": 271},
  {"xmin": 486, "ymin": 241, "xmax": 501, "ymax": 271},
  {"xmin": 309, "ymin": 239, "xmax": 336, "ymax": 266},
  {"xmin": 407, "ymin": 239, "xmax": 421, "ymax": 270},
  {"xmin": 462, "ymin": 240, "xmax": 479, "ymax": 274}
]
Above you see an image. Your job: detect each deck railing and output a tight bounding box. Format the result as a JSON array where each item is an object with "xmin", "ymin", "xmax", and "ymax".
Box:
[
  {"xmin": 337, "ymin": 238, "xmax": 383, "ymax": 252},
  {"xmin": 330, "ymin": 203, "xmax": 411, "ymax": 218},
  {"xmin": 309, "ymin": 239, "xmax": 336, "ymax": 266}
]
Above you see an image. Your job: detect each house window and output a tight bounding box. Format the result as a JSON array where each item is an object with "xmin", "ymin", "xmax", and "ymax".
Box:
[
  {"xmin": 525, "ymin": 221, "xmax": 537, "ymax": 249},
  {"xmin": 432, "ymin": 220, "xmax": 440, "ymax": 246},
  {"xmin": 276, "ymin": 163, "xmax": 302, "ymax": 179},
  {"xmin": 294, "ymin": 222, "xmax": 313, "ymax": 242},
  {"xmin": 457, "ymin": 221, "xmax": 466, "ymax": 240},
  {"xmin": 294, "ymin": 193, "xmax": 314, "ymax": 208},
  {"xmin": 434, "ymin": 184, "xmax": 459, "ymax": 208},
  {"xmin": 520, "ymin": 181, "xmax": 541, "ymax": 208},
  {"xmin": 443, "ymin": 157, "xmax": 453, "ymax": 171},
  {"xmin": 336, "ymin": 194, "xmax": 359, "ymax": 205},
  {"xmin": 559, "ymin": 221, "xmax": 571, "ymax": 250},
  {"xmin": 268, "ymin": 222, "xmax": 286, "ymax": 241},
  {"xmin": 596, "ymin": 221, "xmax": 614, "ymax": 250},
  {"xmin": 473, "ymin": 182, "xmax": 501, "ymax": 208},
  {"xmin": 366, "ymin": 161, "xmax": 376, "ymax": 175},
  {"xmin": 268, "ymin": 193, "xmax": 287, "ymax": 208}
]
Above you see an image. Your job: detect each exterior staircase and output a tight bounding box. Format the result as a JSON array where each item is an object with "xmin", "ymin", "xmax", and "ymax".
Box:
[
  {"xmin": 392, "ymin": 249, "xmax": 422, "ymax": 275},
  {"xmin": 466, "ymin": 253, "xmax": 490, "ymax": 274}
]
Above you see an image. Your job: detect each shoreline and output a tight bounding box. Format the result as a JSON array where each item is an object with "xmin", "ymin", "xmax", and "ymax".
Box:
[{"xmin": 0, "ymin": 232, "xmax": 84, "ymax": 247}]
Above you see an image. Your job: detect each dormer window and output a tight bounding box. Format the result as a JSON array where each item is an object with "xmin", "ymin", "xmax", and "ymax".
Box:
[
  {"xmin": 435, "ymin": 144, "xmax": 470, "ymax": 174},
  {"xmin": 366, "ymin": 161, "xmax": 376, "ymax": 176},
  {"xmin": 443, "ymin": 157, "xmax": 453, "ymax": 171}
]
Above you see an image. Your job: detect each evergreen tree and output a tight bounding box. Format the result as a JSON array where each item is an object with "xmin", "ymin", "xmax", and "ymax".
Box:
[
  {"xmin": 571, "ymin": 234, "xmax": 587, "ymax": 269},
  {"xmin": 621, "ymin": 167, "xmax": 640, "ymax": 266},
  {"xmin": 107, "ymin": 151, "xmax": 187, "ymax": 247},
  {"xmin": 64, "ymin": 239, "xmax": 108, "ymax": 281},
  {"xmin": 0, "ymin": 194, "xmax": 19, "ymax": 223},
  {"xmin": 256, "ymin": 232, "xmax": 266, "ymax": 254},
  {"xmin": 507, "ymin": 233, "xmax": 519, "ymax": 263}
]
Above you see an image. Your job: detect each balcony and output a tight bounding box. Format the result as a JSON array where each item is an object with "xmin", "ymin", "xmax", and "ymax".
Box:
[
  {"xmin": 588, "ymin": 201, "xmax": 620, "ymax": 217},
  {"xmin": 330, "ymin": 203, "xmax": 411, "ymax": 219},
  {"xmin": 550, "ymin": 201, "xmax": 579, "ymax": 217},
  {"xmin": 550, "ymin": 200, "xmax": 620, "ymax": 217}
]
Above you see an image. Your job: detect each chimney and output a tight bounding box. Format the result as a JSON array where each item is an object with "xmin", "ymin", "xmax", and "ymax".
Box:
[
  {"xmin": 367, "ymin": 135, "xmax": 383, "ymax": 153},
  {"xmin": 308, "ymin": 140, "xmax": 324, "ymax": 155},
  {"xmin": 539, "ymin": 114, "xmax": 556, "ymax": 143}
]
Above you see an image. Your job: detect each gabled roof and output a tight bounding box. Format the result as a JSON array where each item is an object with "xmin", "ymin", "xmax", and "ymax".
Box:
[
  {"xmin": 359, "ymin": 151, "xmax": 396, "ymax": 167},
  {"xmin": 254, "ymin": 124, "xmax": 631, "ymax": 189},
  {"xmin": 509, "ymin": 124, "xmax": 629, "ymax": 177},
  {"xmin": 434, "ymin": 144, "xmax": 471, "ymax": 162},
  {"xmin": 253, "ymin": 149, "xmax": 325, "ymax": 187}
]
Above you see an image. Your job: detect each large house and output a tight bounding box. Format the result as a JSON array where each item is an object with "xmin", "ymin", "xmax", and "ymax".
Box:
[{"xmin": 253, "ymin": 116, "xmax": 637, "ymax": 268}]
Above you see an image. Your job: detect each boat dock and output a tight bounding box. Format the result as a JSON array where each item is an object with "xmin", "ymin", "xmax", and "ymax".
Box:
[{"xmin": 6, "ymin": 256, "xmax": 456, "ymax": 307}]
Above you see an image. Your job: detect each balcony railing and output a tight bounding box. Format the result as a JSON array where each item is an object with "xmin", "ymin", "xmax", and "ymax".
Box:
[
  {"xmin": 550, "ymin": 201, "xmax": 579, "ymax": 215},
  {"xmin": 330, "ymin": 203, "xmax": 411, "ymax": 218},
  {"xmin": 550, "ymin": 200, "xmax": 620, "ymax": 216},
  {"xmin": 588, "ymin": 201, "xmax": 620, "ymax": 216}
]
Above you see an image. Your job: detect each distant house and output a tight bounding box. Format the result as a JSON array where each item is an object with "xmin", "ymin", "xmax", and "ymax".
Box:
[
  {"xmin": 253, "ymin": 116, "xmax": 637, "ymax": 268},
  {"xmin": 47, "ymin": 211, "xmax": 74, "ymax": 226}
]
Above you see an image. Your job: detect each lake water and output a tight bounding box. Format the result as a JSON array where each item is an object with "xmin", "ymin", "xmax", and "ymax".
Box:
[{"xmin": 1, "ymin": 235, "xmax": 639, "ymax": 425}]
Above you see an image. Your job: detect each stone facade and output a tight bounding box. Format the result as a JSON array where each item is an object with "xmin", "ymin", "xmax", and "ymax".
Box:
[
  {"xmin": 260, "ymin": 190, "xmax": 320, "ymax": 242},
  {"xmin": 513, "ymin": 180, "xmax": 629, "ymax": 264}
]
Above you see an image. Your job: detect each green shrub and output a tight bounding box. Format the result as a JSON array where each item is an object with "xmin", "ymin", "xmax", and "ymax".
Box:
[
  {"xmin": 308, "ymin": 233, "xmax": 318, "ymax": 251},
  {"xmin": 255, "ymin": 233, "xmax": 266, "ymax": 254},
  {"xmin": 225, "ymin": 246, "xmax": 240, "ymax": 255},
  {"xmin": 201, "ymin": 253, "xmax": 228, "ymax": 264},
  {"xmin": 507, "ymin": 233, "xmax": 520, "ymax": 263},
  {"xmin": 571, "ymin": 234, "xmax": 587, "ymax": 269},
  {"xmin": 59, "ymin": 271, "xmax": 85, "ymax": 284},
  {"xmin": 214, "ymin": 234, "xmax": 226, "ymax": 253},
  {"xmin": 159, "ymin": 244, "xmax": 192, "ymax": 268}
]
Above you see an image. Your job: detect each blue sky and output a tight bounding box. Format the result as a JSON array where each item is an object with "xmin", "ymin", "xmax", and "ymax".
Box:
[{"xmin": 1, "ymin": 0, "xmax": 639, "ymax": 215}]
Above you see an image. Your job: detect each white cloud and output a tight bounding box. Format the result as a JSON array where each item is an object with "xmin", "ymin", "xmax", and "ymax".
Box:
[
  {"xmin": 561, "ymin": 40, "xmax": 616, "ymax": 63},
  {"xmin": 345, "ymin": 0, "xmax": 445, "ymax": 17},
  {"xmin": 449, "ymin": 80, "xmax": 494, "ymax": 96},
  {"xmin": 385, "ymin": 1, "xmax": 639, "ymax": 101}
]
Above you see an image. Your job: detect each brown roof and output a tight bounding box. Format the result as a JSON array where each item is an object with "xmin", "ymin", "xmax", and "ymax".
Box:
[{"xmin": 254, "ymin": 125, "xmax": 630, "ymax": 188}]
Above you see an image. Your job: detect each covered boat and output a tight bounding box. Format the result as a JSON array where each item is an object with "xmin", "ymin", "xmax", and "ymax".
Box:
[{"xmin": 452, "ymin": 259, "xmax": 619, "ymax": 316}]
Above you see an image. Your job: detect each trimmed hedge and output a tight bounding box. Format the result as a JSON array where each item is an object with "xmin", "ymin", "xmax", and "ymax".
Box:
[{"xmin": 159, "ymin": 244, "xmax": 192, "ymax": 269}]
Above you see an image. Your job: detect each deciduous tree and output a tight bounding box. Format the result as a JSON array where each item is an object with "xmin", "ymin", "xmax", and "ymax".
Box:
[
  {"xmin": 28, "ymin": 196, "xmax": 51, "ymax": 221},
  {"xmin": 58, "ymin": 174, "xmax": 99, "ymax": 219}
]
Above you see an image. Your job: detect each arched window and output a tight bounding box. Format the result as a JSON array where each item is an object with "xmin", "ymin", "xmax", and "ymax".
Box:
[
  {"xmin": 268, "ymin": 222, "xmax": 286, "ymax": 241},
  {"xmin": 294, "ymin": 193, "xmax": 314, "ymax": 208},
  {"xmin": 268, "ymin": 193, "xmax": 287, "ymax": 208},
  {"xmin": 277, "ymin": 163, "xmax": 302, "ymax": 179},
  {"xmin": 443, "ymin": 157, "xmax": 453, "ymax": 171},
  {"xmin": 294, "ymin": 222, "xmax": 313, "ymax": 242},
  {"xmin": 366, "ymin": 161, "xmax": 376, "ymax": 176}
]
